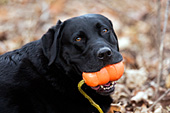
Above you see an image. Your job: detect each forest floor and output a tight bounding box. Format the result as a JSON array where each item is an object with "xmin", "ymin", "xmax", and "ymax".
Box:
[{"xmin": 0, "ymin": 0, "xmax": 170, "ymax": 112}]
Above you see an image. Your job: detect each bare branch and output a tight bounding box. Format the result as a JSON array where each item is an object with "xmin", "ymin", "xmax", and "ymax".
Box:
[
  {"xmin": 148, "ymin": 88, "xmax": 170, "ymax": 111},
  {"xmin": 155, "ymin": 0, "xmax": 170, "ymax": 98}
]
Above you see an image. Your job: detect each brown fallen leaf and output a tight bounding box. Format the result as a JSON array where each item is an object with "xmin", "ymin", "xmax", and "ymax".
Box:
[
  {"xmin": 108, "ymin": 103, "xmax": 125, "ymax": 113},
  {"xmin": 49, "ymin": 0, "xmax": 66, "ymax": 15},
  {"xmin": 0, "ymin": 7, "xmax": 9, "ymax": 21},
  {"xmin": 121, "ymin": 49, "xmax": 138, "ymax": 69},
  {"xmin": 125, "ymin": 68, "xmax": 148, "ymax": 89},
  {"xmin": 165, "ymin": 73, "xmax": 170, "ymax": 88},
  {"xmin": 153, "ymin": 103, "xmax": 165, "ymax": 113},
  {"xmin": 131, "ymin": 87, "xmax": 154, "ymax": 105},
  {"xmin": 0, "ymin": 32, "xmax": 7, "ymax": 41},
  {"xmin": 0, "ymin": 42, "xmax": 7, "ymax": 55}
]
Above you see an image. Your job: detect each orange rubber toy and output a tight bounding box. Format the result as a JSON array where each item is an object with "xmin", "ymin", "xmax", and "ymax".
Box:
[{"xmin": 82, "ymin": 61, "xmax": 124, "ymax": 87}]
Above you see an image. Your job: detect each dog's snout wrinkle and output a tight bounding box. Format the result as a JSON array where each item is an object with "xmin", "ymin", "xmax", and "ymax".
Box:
[{"xmin": 97, "ymin": 47, "xmax": 112, "ymax": 60}]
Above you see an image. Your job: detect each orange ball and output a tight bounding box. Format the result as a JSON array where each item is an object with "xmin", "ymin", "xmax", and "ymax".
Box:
[{"xmin": 82, "ymin": 61, "xmax": 124, "ymax": 87}]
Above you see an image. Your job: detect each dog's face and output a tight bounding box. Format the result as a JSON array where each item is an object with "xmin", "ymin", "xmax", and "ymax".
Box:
[
  {"xmin": 60, "ymin": 14, "xmax": 122, "ymax": 72},
  {"xmin": 42, "ymin": 14, "xmax": 123, "ymax": 95}
]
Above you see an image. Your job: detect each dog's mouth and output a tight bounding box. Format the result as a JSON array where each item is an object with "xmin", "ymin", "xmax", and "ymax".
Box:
[
  {"xmin": 91, "ymin": 81, "xmax": 116, "ymax": 96},
  {"xmin": 82, "ymin": 61, "xmax": 124, "ymax": 96}
]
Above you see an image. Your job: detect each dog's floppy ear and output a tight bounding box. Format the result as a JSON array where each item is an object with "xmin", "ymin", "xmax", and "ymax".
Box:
[{"xmin": 41, "ymin": 20, "xmax": 62, "ymax": 66}]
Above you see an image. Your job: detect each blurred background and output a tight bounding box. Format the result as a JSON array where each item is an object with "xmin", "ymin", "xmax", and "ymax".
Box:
[{"xmin": 0, "ymin": 0, "xmax": 170, "ymax": 112}]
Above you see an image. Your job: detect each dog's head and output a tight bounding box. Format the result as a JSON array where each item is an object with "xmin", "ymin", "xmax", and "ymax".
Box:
[{"xmin": 41, "ymin": 14, "xmax": 123, "ymax": 95}]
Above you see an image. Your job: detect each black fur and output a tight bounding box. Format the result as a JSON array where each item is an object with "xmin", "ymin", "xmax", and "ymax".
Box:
[{"xmin": 0, "ymin": 14, "xmax": 123, "ymax": 113}]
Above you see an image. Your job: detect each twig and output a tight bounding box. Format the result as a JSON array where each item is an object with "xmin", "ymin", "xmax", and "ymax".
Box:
[
  {"xmin": 155, "ymin": 0, "xmax": 161, "ymax": 99},
  {"xmin": 155, "ymin": 0, "xmax": 170, "ymax": 98},
  {"xmin": 148, "ymin": 88, "xmax": 170, "ymax": 111},
  {"xmin": 156, "ymin": 0, "xmax": 162, "ymax": 48}
]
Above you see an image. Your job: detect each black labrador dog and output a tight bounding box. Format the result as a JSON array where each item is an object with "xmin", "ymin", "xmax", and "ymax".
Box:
[{"xmin": 0, "ymin": 14, "xmax": 123, "ymax": 113}]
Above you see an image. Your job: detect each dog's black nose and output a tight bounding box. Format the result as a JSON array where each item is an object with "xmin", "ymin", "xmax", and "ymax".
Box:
[{"xmin": 97, "ymin": 47, "xmax": 112, "ymax": 60}]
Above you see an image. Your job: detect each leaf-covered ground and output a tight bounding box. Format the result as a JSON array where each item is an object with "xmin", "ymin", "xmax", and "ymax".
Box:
[{"xmin": 0, "ymin": 0, "xmax": 170, "ymax": 112}]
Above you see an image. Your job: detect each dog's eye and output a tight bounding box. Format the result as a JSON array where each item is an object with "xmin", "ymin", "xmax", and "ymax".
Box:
[
  {"xmin": 102, "ymin": 28, "xmax": 108, "ymax": 33},
  {"xmin": 75, "ymin": 37, "xmax": 82, "ymax": 42}
]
